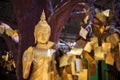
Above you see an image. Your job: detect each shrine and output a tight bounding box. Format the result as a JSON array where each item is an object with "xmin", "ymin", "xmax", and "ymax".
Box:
[{"xmin": 0, "ymin": 0, "xmax": 120, "ymax": 80}]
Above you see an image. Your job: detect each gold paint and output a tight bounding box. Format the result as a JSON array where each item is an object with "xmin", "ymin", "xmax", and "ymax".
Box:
[
  {"xmin": 100, "ymin": 25, "xmax": 105, "ymax": 33},
  {"xmin": 106, "ymin": 33, "xmax": 119, "ymax": 49},
  {"xmin": 105, "ymin": 53, "xmax": 114, "ymax": 65},
  {"xmin": 22, "ymin": 10, "xmax": 56, "ymax": 80},
  {"xmin": 102, "ymin": 42, "xmax": 111, "ymax": 54},
  {"xmin": 84, "ymin": 42, "xmax": 92, "ymax": 53},
  {"xmin": 83, "ymin": 51, "xmax": 94, "ymax": 63},
  {"xmin": 79, "ymin": 27, "xmax": 88, "ymax": 39},
  {"xmin": 78, "ymin": 69, "xmax": 88, "ymax": 80},
  {"xmin": 94, "ymin": 47, "xmax": 104, "ymax": 60},
  {"xmin": 71, "ymin": 61, "xmax": 76, "ymax": 75}
]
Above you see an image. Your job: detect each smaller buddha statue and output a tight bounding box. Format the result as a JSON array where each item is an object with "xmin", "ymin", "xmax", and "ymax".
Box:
[{"xmin": 22, "ymin": 10, "xmax": 57, "ymax": 80}]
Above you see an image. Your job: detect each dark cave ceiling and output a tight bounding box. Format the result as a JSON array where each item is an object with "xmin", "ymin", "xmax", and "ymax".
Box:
[{"xmin": 0, "ymin": 0, "xmax": 120, "ymax": 34}]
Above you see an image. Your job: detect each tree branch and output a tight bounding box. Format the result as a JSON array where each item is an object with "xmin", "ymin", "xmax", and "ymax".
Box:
[
  {"xmin": 69, "ymin": 11, "xmax": 85, "ymax": 20},
  {"xmin": 70, "ymin": 3, "xmax": 86, "ymax": 18},
  {"xmin": 48, "ymin": 0, "xmax": 84, "ymax": 42},
  {"xmin": 85, "ymin": 0, "xmax": 95, "ymax": 37},
  {"xmin": 44, "ymin": 0, "xmax": 54, "ymax": 18},
  {"xmin": 54, "ymin": 0, "xmax": 69, "ymax": 10},
  {"xmin": 110, "ymin": 2, "xmax": 120, "ymax": 35}
]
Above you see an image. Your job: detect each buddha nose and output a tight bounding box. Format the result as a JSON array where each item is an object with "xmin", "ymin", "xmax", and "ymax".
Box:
[{"xmin": 42, "ymin": 34, "xmax": 46, "ymax": 39}]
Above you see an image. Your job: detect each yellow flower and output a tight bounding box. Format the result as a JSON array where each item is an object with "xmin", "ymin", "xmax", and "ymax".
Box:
[
  {"xmin": 13, "ymin": 30, "xmax": 18, "ymax": 37},
  {"xmin": 5, "ymin": 28, "xmax": 13, "ymax": 36}
]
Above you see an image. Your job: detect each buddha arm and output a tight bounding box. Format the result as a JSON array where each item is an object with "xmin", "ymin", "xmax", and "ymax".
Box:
[{"xmin": 22, "ymin": 46, "xmax": 33, "ymax": 79}]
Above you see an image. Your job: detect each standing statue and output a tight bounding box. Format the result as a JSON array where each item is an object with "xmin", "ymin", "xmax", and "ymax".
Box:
[{"xmin": 22, "ymin": 10, "xmax": 57, "ymax": 80}]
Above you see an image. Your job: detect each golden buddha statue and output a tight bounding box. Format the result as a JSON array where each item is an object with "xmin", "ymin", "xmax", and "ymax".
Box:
[{"xmin": 22, "ymin": 10, "xmax": 57, "ymax": 80}]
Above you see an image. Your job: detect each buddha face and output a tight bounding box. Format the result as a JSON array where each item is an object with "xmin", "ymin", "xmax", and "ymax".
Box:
[{"xmin": 36, "ymin": 27, "xmax": 50, "ymax": 44}]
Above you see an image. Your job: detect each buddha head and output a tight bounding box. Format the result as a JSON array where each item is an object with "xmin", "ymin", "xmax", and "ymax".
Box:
[{"xmin": 34, "ymin": 10, "xmax": 51, "ymax": 44}]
